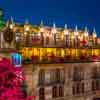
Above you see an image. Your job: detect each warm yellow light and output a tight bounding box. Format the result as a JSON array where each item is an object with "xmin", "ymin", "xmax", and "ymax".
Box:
[
  {"xmin": 46, "ymin": 33, "xmax": 49, "ymax": 37},
  {"xmin": 25, "ymin": 26, "xmax": 29, "ymax": 31},
  {"xmin": 78, "ymin": 36, "xmax": 83, "ymax": 40},
  {"xmin": 94, "ymin": 49, "xmax": 99, "ymax": 56},
  {"xmin": 51, "ymin": 28, "xmax": 57, "ymax": 34},
  {"xmin": 84, "ymin": 32, "xmax": 88, "ymax": 37},
  {"xmin": 10, "ymin": 24, "xmax": 14, "ymax": 29},
  {"xmin": 74, "ymin": 31, "xmax": 79, "ymax": 36},
  {"xmin": 40, "ymin": 27, "xmax": 44, "ymax": 33},
  {"xmin": 61, "ymin": 34, "xmax": 64, "ymax": 40},
  {"xmin": 93, "ymin": 33, "xmax": 97, "ymax": 38},
  {"xmin": 24, "ymin": 32, "xmax": 27, "ymax": 35},
  {"xmin": 47, "ymin": 48, "xmax": 52, "ymax": 52},
  {"xmin": 71, "ymin": 35, "xmax": 74, "ymax": 39},
  {"xmin": 38, "ymin": 32, "xmax": 41, "ymax": 36},
  {"xmin": 64, "ymin": 29, "xmax": 69, "ymax": 35}
]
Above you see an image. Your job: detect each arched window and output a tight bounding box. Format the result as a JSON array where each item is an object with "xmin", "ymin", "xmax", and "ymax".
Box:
[
  {"xmin": 92, "ymin": 67, "xmax": 100, "ymax": 91},
  {"xmin": 59, "ymin": 85, "xmax": 64, "ymax": 97},
  {"xmin": 39, "ymin": 69, "xmax": 45, "ymax": 85},
  {"xmin": 39, "ymin": 87, "xmax": 45, "ymax": 100},
  {"xmin": 56, "ymin": 69, "xmax": 60, "ymax": 83},
  {"xmin": 52, "ymin": 86, "xmax": 57, "ymax": 98}
]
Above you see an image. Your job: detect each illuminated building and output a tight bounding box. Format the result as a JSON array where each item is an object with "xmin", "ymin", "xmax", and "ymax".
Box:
[{"xmin": 0, "ymin": 8, "xmax": 100, "ymax": 100}]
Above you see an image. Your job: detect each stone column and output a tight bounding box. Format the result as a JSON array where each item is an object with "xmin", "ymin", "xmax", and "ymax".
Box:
[
  {"xmin": 0, "ymin": 32, "xmax": 4, "ymax": 48},
  {"xmin": 84, "ymin": 63, "xmax": 92, "ymax": 94},
  {"xmin": 64, "ymin": 64, "xmax": 73, "ymax": 97}
]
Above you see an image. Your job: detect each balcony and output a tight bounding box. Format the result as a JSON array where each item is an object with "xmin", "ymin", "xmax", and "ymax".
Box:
[
  {"xmin": 22, "ymin": 55, "xmax": 100, "ymax": 64},
  {"xmin": 38, "ymin": 79, "xmax": 65, "ymax": 86}
]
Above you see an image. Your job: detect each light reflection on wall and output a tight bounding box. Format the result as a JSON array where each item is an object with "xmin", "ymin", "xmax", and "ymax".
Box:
[{"xmin": 20, "ymin": 48, "xmax": 100, "ymax": 62}]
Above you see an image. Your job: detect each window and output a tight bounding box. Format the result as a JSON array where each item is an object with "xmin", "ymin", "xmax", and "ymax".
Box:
[
  {"xmin": 56, "ymin": 69, "xmax": 60, "ymax": 83},
  {"xmin": 92, "ymin": 67, "xmax": 100, "ymax": 91},
  {"xmin": 39, "ymin": 69, "xmax": 45, "ymax": 85},
  {"xmin": 73, "ymin": 67, "xmax": 80, "ymax": 81},
  {"xmin": 81, "ymin": 83, "xmax": 84, "ymax": 93},
  {"xmin": 59, "ymin": 85, "xmax": 64, "ymax": 97},
  {"xmin": 73, "ymin": 67, "xmax": 84, "ymax": 81},
  {"xmin": 76, "ymin": 83, "xmax": 80, "ymax": 94},
  {"xmin": 39, "ymin": 88, "xmax": 45, "ymax": 100},
  {"xmin": 60, "ymin": 69, "xmax": 65, "ymax": 83},
  {"xmin": 46, "ymin": 37, "xmax": 49, "ymax": 45},
  {"xmin": 72, "ymin": 82, "xmax": 84, "ymax": 95},
  {"xmin": 52, "ymin": 86, "xmax": 57, "ymax": 98}
]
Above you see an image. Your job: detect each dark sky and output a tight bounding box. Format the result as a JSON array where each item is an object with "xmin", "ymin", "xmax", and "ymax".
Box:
[{"xmin": 0, "ymin": 0, "xmax": 100, "ymax": 36}]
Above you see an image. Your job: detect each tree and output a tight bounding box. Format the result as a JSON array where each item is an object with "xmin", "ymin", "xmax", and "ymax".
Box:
[
  {"xmin": 0, "ymin": 57, "xmax": 35, "ymax": 100},
  {"xmin": 0, "ymin": 8, "xmax": 5, "ymax": 30}
]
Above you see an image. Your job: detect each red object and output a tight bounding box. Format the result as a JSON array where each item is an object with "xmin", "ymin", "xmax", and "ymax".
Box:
[
  {"xmin": 0, "ymin": 57, "xmax": 35, "ymax": 100},
  {"xmin": 81, "ymin": 40, "xmax": 88, "ymax": 46}
]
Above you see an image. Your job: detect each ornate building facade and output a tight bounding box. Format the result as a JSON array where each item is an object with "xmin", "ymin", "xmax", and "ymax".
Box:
[{"xmin": 0, "ymin": 8, "xmax": 100, "ymax": 100}]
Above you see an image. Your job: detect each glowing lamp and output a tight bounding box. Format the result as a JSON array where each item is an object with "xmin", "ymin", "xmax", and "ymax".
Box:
[
  {"xmin": 93, "ymin": 33, "xmax": 97, "ymax": 38},
  {"xmin": 10, "ymin": 24, "xmax": 14, "ymax": 29},
  {"xmin": 71, "ymin": 35, "xmax": 74, "ymax": 39},
  {"xmin": 38, "ymin": 32, "xmax": 41, "ymax": 36},
  {"xmin": 25, "ymin": 26, "xmax": 29, "ymax": 31}
]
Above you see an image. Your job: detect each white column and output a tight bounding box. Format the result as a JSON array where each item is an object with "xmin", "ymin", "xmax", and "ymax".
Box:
[
  {"xmin": 0, "ymin": 32, "xmax": 4, "ymax": 48},
  {"xmin": 45, "ymin": 70, "xmax": 50, "ymax": 84},
  {"xmin": 84, "ymin": 63, "xmax": 92, "ymax": 93}
]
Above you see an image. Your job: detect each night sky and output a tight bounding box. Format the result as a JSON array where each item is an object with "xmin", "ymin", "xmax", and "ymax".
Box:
[{"xmin": 0, "ymin": 0, "xmax": 100, "ymax": 36}]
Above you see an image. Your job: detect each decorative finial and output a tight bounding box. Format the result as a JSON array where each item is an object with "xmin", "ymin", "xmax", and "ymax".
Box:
[
  {"xmin": 85, "ymin": 26, "xmax": 88, "ymax": 32},
  {"xmin": 75, "ymin": 25, "xmax": 78, "ymax": 31},
  {"xmin": 6, "ymin": 20, "xmax": 10, "ymax": 27},
  {"xmin": 64, "ymin": 24, "xmax": 67, "ymax": 29},
  {"xmin": 10, "ymin": 16, "xmax": 14, "ymax": 24},
  {"xmin": 40, "ymin": 20, "xmax": 44, "ymax": 27},
  {"xmin": 93, "ymin": 27, "xmax": 96, "ymax": 33},
  {"xmin": 25, "ymin": 19, "xmax": 29, "ymax": 25},
  {"xmin": 64, "ymin": 24, "xmax": 69, "ymax": 35},
  {"xmin": 53, "ymin": 22, "xmax": 56, "ymax": 29},
  {"xmin": 93, "ymin": 27, "xmax": 97, "ymax": 38},
  {"xmin": 74, "ymin": 25, "xmax": 79, "ymax": 36}
]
